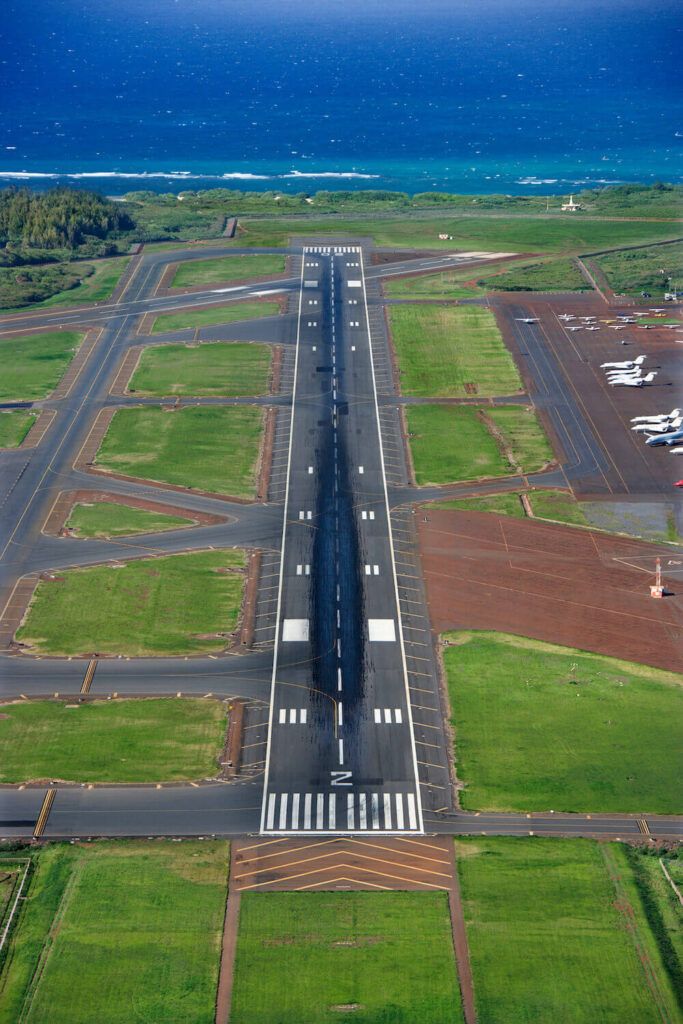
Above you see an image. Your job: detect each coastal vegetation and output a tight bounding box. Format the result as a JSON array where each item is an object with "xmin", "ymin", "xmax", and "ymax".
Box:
[
  {"xmin": 95, "ymin": 405, "xmax": 264, "ymax": 497},
  {"xmin": 0, "ymin": 257, "xmax": 130, "ymax": 312},
  {"xmin": 0, "ymin": 699, "xmax": 227, "ymax": 783},
  {"xmin": 595, "ymin": 241, "xmax": 683, "ymax": 297},
  {"xmin": 0, "ymin": 330, "xmax": 84, "ymax": 400},
  {"xmin": 16, "ymin": 549, "xmax": 247, "ymax": 656},
  {"xmin": 388, "ymin": 305, "xmax": 522, "ymax": 397},
  {"xmin": 407, "ymin": 405, "xmax": 552, "ymax": 484},
  {"xmin": 129, "ymin": 341, "xmax": 272, "ymax": 397},
  {"xmin": 444, "ymin": 631, "xmax": 683, "ymax": 814}
]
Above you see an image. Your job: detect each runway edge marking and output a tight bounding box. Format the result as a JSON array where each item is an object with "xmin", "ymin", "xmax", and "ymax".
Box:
[
  {"xmin": 359, "ymin": 248, "xmax": 425, "ymax": 835},
  {"xmin": 259, "ymin": 251, "xmax": 305, "ymax": 833}
]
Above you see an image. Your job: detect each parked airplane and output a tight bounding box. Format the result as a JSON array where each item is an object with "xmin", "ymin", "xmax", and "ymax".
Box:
[
  {"xmin": 610, "ymin": 373, "xmax": 657, "ymax": 387},
  {"xmin": 601, "ymin": 356, "xmax": 646, "ymax": 369},
  {"xmin": 558, "ymin": 314, "xmax": 576, "ymax": 321},
  {"xmin": 566, "ymin": 326, "xmax": 583, "ymax": 331},
  {"xmin": 638, "ymin": 325, "xmax": 653, "ymax": 330},
  {"xmin": 515, "ymin": 318, "xmax": 539, "ymax": 323},
  {"xmin": 632, "ymin": 418, "xmax": 682, "ymax": 434},
  {"xmin": 631, "ymin": 408, "xmax": 680, "ymax": 422},
  {"xmin": 609, "ymin": 325, "xmax": 627, "ymax": 330},
  {"xmin": 585, "ymin": 326, "xmax": 600, "ymax": 331},
  {"xmin": 646, "ymin": 427, "xmax": 683, "ymax": 446}
]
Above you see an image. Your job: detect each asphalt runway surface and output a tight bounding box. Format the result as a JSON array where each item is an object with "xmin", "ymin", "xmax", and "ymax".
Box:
[{"xmin": 0, "ymin": 242, "xmax": 680, "ymax": 843}]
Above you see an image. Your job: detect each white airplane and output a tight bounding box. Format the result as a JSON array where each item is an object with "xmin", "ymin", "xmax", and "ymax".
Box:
[
  {"xmin": 610, "ymin": 372, "xmax": 657, "ymax": 387},
  {"xmin": 670, "ymin": 448, "xmax": 683, "ymax": 455},
  {"xmin": 609, "ymin": 325, "xmax": 627, "ymax": 330},
  {"xmin": 650, "ymin": 309, "xmax": 666, "ymax": 313},
  {"xmin": 581, "ymin": 317, "xmax": 597, "ymax": 322},
  {"xmin": 638, "ymin": 325, "xmax": 653, "ymax": 329},
  {"xmin": 558, "ymin": 314, "xmax": 575, "ymax": 321},
  {"xmin": 646, "ymin": 426, "xmax": 683, "ymax": 446},
  {"xmin": 632, "ymin": 418, "xmax": 682, "ymax": 434},
  {"xmin": 566, "ymin": 326, "xmax": 583, "ymax": 331},
  {"xmin": 585, "ymin": 326, "xmax": 600, "ymax": 331},
  {"xmin": 631, "ymin": 408, "xmax": 680, "ymax": 422},
  {"xmin": 601, "ymin": 356, "xmax": 646, "ymax": 369},
  {"xmin": 515, "ymin": 317, "xmax": 539, "ymax": 323},
  {"xmin": 617, "ymin": 316, "xmax": 636, "ymax": 321}
]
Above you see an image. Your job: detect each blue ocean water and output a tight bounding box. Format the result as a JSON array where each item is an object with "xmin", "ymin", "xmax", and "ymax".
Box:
[{"xmin": 1, "ymin": 0, "xmax": 681, "ymax": 195}]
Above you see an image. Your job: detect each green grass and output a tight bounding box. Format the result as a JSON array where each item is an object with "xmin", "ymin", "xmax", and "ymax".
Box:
[
  {"xmin": 529, "ymin": 488, "xmax": 590, "ymax": 526},
  {"xmin": 0, "ymin": 330, "xmax": 84, "ymax": 401},
  {"xmin": 595, "ymin": 242, "xmax": 683, "ymax": 297},
  {"xmin": 456, "ymin": 837, "xmax": 680, "ymax": 1024},
  {"xmin": 0, "ymin": 698, "xmax": 226, "ymax": 783},
  {"xmin": 66, "ymin": 501, "xmax": 194, "ymax": 538},
  {"xmin": 623, "ymin": 848, "xmax": 683, "ymax": 1001},
  {"xmin": 0, "ymin": 410, "xmax": 36, "ymax": 448},
  {"xmin": 407, "ymin": 405, "xmax": 550, "ymax": 485},
  {"xmin": 16, "ymin": 549, "xmax": 246, "ymax": 656},
  {"xmin": 0, "ymin": 841, "xmax": 228, "ymax": 1024},
  {"xmin": 429, "ymin": 493, "xmax": 526, "ymax": 516},
  {"xmin": 486, "ymin": 406, "xmax": 554, "ymax": 471},
  {"xmin": 150, "ymin": 299, "xmax": 280, "ymax": 334},
  {"xmin": 482, "ymin": 258, "xmax": 588, "ymax": 292},
  {"xmin": 231, "ymin": 892, "xmax": 462, "ymax": 1024},
  {"xmin": 95, "ymin": 405, "xmax": 263, "ymax": 497},
  {"xmin": 444, "ymin": 631, "xmax": 683, "ymax": 813},
  {"xmin": 389, "ymin": 305, "xmax": 522, "ymax": 397},
  {"xmin": 0, "ymin": 257, "xmax": 130, "ymax": 313},
  {"xmin": 129, "ymin": 341, "xmax": 272, "ymax": 397},
  {"xmin": 171, "ymin": 253, "xmax": 286, "ymax": 287},
  {"xmin": 235, "ymin": 214, "xmax": 681, "ymax": 253},
  {"xmin": 384, "ymin": 266, "xmax": 488, "ymax": 300}
]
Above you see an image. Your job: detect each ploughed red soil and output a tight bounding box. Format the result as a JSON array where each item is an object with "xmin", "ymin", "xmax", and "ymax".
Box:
[{"xmin": 418, "ymin": 510, "xmax": 683, "ymax": 673}]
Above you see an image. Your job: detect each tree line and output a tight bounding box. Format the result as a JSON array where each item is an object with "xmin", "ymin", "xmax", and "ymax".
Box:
[{"xmin": 0, "ymin": 187, "xmax": 134, "ymax": 250}]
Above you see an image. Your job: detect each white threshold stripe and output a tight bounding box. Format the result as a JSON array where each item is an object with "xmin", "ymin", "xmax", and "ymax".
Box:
[{"xmin": 263, "ymin": 792, "xmax": 421, "ymax": 832}]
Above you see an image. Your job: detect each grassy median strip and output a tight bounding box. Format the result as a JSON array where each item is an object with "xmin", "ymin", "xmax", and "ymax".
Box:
[
  {"xmin": 95, "ymin": 405, "xmax": 263, "ymax": 497},
  {"xmin": 129, "ymin": 341, "xmax": 272, "ymax": 397},
  {"xmin": 482, "ymin": 258, "xmax": 588, "ymax": 292},
  {"xmin": 0, "ymin": 698, "xmax": 226, "ymax": 783},
  {"xmin": 407, "ymin": 404, "xmax": 550, "ymax": 485},
  {"xmin": 231, "ymin": 892, "xmax": 462, "ymax": 1024},
  {"xmin": 171, "ymin": 253, "xmax": 286, "ymax": 287},
  {"xmin": 390, "ymin": 305, "xmax": 521, "ymax": 397},
  {"xmin": 66, "ymin": 501, "xmax": 194, "ymax": 538},
  {"xmin": 0, "ymin": 257, "xmax": 130, "ymax": 314},
  {"xmin": 150, "ymin": 299, "xmax": 280, "ymax": 334},
  {"xmin": 0, "ymin": 410, "xmax": 36, "ymax": 448},
  {"xmin": 444, "ymin": 631, "xmax": 683, "ymax": 814},
  {"xmin": 456, "ymin": 837, "xmax": 680, "ymax": 1024},
  {"xmin": 0, "ymin": 330, "xmax": 84, "ymax": 401},
  {"xmin": 16, "ymin": 549, "xmax": 246, "ymax": 656},
  {"xmin": 0, "ymin": 841, "xmax": 228, "ymax": 1024}
]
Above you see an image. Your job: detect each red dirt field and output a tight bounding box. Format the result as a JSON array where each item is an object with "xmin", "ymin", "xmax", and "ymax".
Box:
[{"xmin": 418, "ymin": 509, "xmax": 683, "ymax": 673}]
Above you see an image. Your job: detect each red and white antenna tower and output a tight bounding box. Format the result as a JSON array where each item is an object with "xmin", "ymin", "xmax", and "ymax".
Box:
[{"xmin": 650, "ymin": 558, "xmax": 664, "ymax": 599}]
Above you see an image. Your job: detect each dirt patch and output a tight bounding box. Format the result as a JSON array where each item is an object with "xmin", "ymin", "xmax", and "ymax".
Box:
[
  {"xmin": 419, "ymin": 509, "xmax": 683, "ymax": 673},
  {"xmin": 330, "ymin": 1005, "xmax": 364, "ymax": 1013}
]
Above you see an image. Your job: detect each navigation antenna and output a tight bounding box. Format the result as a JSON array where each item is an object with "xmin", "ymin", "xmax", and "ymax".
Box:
[{"xmin": 650, "ymin": 558, "xmax": 664, "ymax": 599}]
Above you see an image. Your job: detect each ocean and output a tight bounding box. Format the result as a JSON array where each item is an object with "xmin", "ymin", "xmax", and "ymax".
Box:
[{"xmin": 1, "ymin": 0, "xmax": 681, "ymax": 195}]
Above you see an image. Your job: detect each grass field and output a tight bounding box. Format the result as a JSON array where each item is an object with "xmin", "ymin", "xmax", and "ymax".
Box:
[
  {"xmin": 16, "ymin": 549, "xmax": 246, "ymax": 656},
  {"xmin": 150, "ymin": 299, "xmax": 280, "ymax": 334},
  {"xmin": 129, "ymin": 341, "xmax": 272, "ymax": 397},
  {"xmin": 231, "ymin": 892, "xmax": 462, "ymax": 1024},
  {"xmin": 595, "ymin": 241, "xmax": 683, "ymax": 297},
  {"xmin": 95, "ymin": 405, "xmax": 263, "ymax": 497},
  {"xmin": 482, "ymin": 258, "xmax": 588, "ymax": 292},
  {"xmin": 430, "ymin": 493, "xmax": 526, "ymax": 516},
  {"xmin": 388, "ymin": 305, "xmax": 522, "ymax": 397},
  {"xmin": 444, "ymin": 631, "xmax": 683, "ymax": 813},
  {"xmin": 624, "ymin": 847, "xmax": 683, "ymax": 996},
  {"xmin": 235, "ymin": 214, "xmax": 680, "ymax": 253},
  {"xmin": 171, "ymin": 253, "xmax": 286, "ymax": 287},
  {"xmin": 0, "ymin": 698, "xmax": 226, "ymax": 783},
  {"xmin": 0, "ymin": 330, "xmax": 84, "ymax": 401},
  {"xmin": 456, "ymin": 837, "xmax": 680, "ymax": 1023},
  {"xmin": 66, "ymin": 501, "xmax": 194, "ymax": 538},
  {"xmin": 406, "ymin": 405, "xmax": 550, "ymax": 485},
  {"xmin": 0, "ymin": 410, "xmax": 36, "ymax": 448},
  {"xmin": 0, "ymin": 257, "xmax": 130, "ymax": 314},
  {"xmin": 0, "ymin": 841, "xmax": 228, "ymax": 1024}
]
